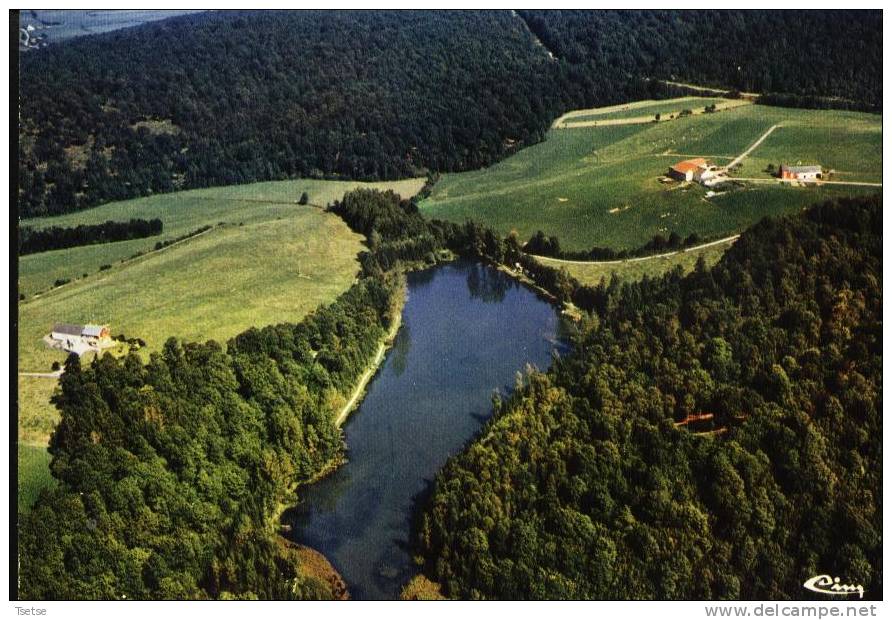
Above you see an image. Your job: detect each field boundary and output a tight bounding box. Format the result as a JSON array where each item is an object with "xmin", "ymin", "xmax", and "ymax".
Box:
[
  {"xmin": 553, "ymin": 97, "xmax": 752, "ymax": 129},
  {"xmin": 529, "ymin": 234, "xmax": 740, "ymax": 266},
  {"xmin": 25, "ymin": 225, "xmax": 218, "ymax": 303}
]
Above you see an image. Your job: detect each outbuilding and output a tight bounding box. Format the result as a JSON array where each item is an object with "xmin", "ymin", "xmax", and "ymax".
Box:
[{"xmin": 780, "ymin": 164, "xmax": 822, "ymax": 181}]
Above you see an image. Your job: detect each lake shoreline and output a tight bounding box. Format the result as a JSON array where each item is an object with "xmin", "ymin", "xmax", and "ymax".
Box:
[
  {"xmin": 335, "ymin": 297, "xmax": 405, "ymax": 427},
  {"xmin": 284, "ymin": 259, "xmax": 568, "ymax": 599}
]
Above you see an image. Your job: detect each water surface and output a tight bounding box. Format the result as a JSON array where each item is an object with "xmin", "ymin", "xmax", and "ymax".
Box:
[{"xmin": 285, "ymin": 261, "xmax": 567, "ymax": 599}]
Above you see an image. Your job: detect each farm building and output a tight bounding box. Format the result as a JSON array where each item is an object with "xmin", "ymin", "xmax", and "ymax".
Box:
[
  {"xmin": 694, "ymin": 163, "xmax": 721, "ymax": 183},
  {"xmin": 780, "ymin": 164, "xmax": 822, "ymax": 181},
  {"xmin": 49, "ymin": 323, "xmax": 111, "ymax": 354},
  {"xmin": 668, "ymin": 158, "xmax": 708, "ymax": 182}
]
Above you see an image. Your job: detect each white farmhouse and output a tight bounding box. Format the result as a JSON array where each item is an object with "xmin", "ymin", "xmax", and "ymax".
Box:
[{"xmin": 49, "ymin": 323, "xmax": 112, "ymax": 355}]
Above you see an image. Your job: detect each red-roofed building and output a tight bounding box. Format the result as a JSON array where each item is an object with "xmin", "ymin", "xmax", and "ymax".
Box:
[{"xmin": 668, "ymin": 158, "xmax": 708, "ymax": 182}]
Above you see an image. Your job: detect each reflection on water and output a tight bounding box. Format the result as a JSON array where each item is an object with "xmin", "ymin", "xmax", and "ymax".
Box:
[
  {"xmin": 389, "ymin": 323, "xmax": 411, "ymax": 378},
  {"xmin": 465, "ymin": 262, "xmax": 516, "ymax": 303},
  {"xmin": 284, "ymin": 260, "xmax": 568, "ymax": 600}
]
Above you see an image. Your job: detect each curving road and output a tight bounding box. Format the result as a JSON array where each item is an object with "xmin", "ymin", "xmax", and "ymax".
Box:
[{"xmin": 529, "ymin": 234, "xmax": 740, "ymax": 266}]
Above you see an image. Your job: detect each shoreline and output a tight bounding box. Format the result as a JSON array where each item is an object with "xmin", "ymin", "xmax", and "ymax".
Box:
[
  {"xmin": 335, "ymin": 293, "xmax": 405, "ymax": 427},
  {"xmin": 493, "ymin": 261, "xmax": 582, "ymax": 322}
]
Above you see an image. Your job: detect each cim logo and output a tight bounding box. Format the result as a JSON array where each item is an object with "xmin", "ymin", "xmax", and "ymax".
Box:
[{"xmin": 803, "ymin": 574, "xmax": 864, "ymax": 599}]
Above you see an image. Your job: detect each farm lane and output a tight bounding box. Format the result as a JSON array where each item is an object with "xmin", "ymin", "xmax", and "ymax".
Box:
[
  {"xmin": 732, "ymin": 178, "xmax": 882, "ymax": 188},
  {"xmin": 18, "ymin": 370, "xmax": 63, "ymax": 378},
  {"xmin": 529, "ymin": 234, "xmax": 740, "ymax": 266},
  {"xmin": 335, "ymin": 311, "xmax": 403, "ymax": 427},
  {"xmin": 725, "ymin": 124, "xmax": 780, "ymax": 169}
]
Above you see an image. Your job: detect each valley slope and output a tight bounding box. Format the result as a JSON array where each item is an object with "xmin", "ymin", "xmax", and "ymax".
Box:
[{"xmin": 421, "ymin": 103, "xmax": 880, "ymax": 252}]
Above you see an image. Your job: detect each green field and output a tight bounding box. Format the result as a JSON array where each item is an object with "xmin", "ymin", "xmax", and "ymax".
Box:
[
  {"xmin": 18, "ymin": 444, "xmax": 54, "ymax": 514},
  {"xmin": 422, "ymin": 104, "xmax": 881, "ymax": 252},
  {"xmin": 559, "ymin": 96, "xmax": 736, "ymax": 125},
  {"xmin": 730, "ymin": 115, "xmax": 882, "ymax": 182},
  {"xmin": 21, "ymin": 178, "xmax": 424, "ymax": 297},
  {"xmin": 18, "ymin": 177, "xmax": 424, "ymax": 444},
  {"xmin": 535, "ymin": 238, "xmax": 735, "ymax": 286}
]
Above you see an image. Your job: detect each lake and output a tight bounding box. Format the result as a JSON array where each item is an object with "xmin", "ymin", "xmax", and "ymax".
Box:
[{"xmin": 284, "ymin": 260, "xmax": 569, "ymax": 599}]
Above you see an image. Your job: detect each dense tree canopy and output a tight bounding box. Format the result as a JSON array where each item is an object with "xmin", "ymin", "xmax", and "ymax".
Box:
[
  {"xmin": 519, "ymin": 10, "xmax": 882, "ymax": 108},
  {"xmin": 19, "ymin": 218, "xmax": 162, "ymax": 255},
  {"xmin": 416, "ymin": 195, "xmax": 882, "ymax": 600},
  {"xmin": 18, "ymin": 10, "xmax": 571, "ymax": 216},
  {"xmin": 19, "ymin": 10, "xmax": 878, "ymax": 216},
  {"xmin": 19, "ymin": 266, "xmax": 404, "ymax": 599}
]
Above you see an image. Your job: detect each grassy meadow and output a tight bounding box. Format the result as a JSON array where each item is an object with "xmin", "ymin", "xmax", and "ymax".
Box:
[
  {"xmin": 18, "ymin": 444, "xmax": 55, "ymax": 514},
  {"xmin": 557, "ymin": 96, "xmax": 745, "ymax": 126},
  {"xmin": 535, "ymin": 238, "xmax": 735, "ymax": 287},
  {"xmin": 17, "ymin": 177, "xmax": 424, "ymax": 449},
  {"xmin": 21, "ymin": 178, "xmax": 424, "ymax": 297},
  {"xmin": 422, "ymin": 104, "xmax": 881, "ymax": 252}
]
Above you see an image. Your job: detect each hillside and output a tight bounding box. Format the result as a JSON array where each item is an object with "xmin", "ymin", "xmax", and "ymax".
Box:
[
  {"xmin": 17, "ymin": 177, "xmax": 421, "ymax": 515},
  {"xmin": 422, "ymin": 103, "xmax": 881, "ymax": 251},
  {"xmin": 416, "ymin": 195, "xmax": 882, "ymax": 599},
  {"xmin": 18, "ymin": 10, "xmax": 570, "ymax": 216},
  {"xmin": 18, "ymin": 9, "xmax": 880, "ymax": 217},
  {"xmin": 519, "ymin": 10, "xmax": 882, "ymax": 108}
]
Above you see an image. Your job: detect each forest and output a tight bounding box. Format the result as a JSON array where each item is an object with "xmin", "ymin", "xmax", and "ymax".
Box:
[
  {"xmin": 414, "ymin": 195, "xmax": 883, "ymax": 599},
  {"xmin": 19, "ymin": 218, "xmax": 162, "ymax": 255},
  {"xmin": 17, "ymin": 184, "xmax": 883, "ymax": 600},
  {"xmin": 19, "ymin": 257, "xmax": 404, "ymax": 598},
  {"xmin": 518, "ymin": 10, "xmax": 882, "ymax": 109},
  {"xmin": 18, "ymin": 10, "xmax": 880, "ymax": 217},
  {"xmin": 524, "ymin": 229, "xmax": 704, "ymax": 262}
]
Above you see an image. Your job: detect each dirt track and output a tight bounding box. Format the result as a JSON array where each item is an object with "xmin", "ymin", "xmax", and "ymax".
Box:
[{"xmin": 529, "ymin": 234, "xmax": 740, "ymax": 266}]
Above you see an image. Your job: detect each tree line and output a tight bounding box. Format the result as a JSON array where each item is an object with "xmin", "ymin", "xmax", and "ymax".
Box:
[
  {"xmin": 19, "ymin": 10, "xmax": 879, "ymax": 217},
  {"xmin": 413, "ymin": 194, "xmax": 882, "ymax": 599},
  {"xmin": 19, "ymin": 218, "xmax": 162, "ymax": 255},
  {"xmin": 518, "ymin": 10, "xmax": 881, "ymax": 110},
  {"xmin": 18, "ymin": 202, "xmax": 407, "ymax": 598},
  {"xmin": 524, "ymin": 229, "xmax": 705, "ymax": 261},
  {"xmin": 18, "ymin": 188, "xmax": 882, "ymax": 600}
]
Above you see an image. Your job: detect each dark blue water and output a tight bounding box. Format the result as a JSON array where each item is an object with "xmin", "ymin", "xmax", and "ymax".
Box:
[{"xmin": 284, "ymin": 261, "xmax": 568, "ymax": 600}]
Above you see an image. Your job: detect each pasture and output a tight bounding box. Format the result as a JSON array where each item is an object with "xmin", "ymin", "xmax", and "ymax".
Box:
[
  {"xmin": 18, "ymin": 177, "xmax": 424, "ymax": 445},
  {"xmin": 556, "ymin": 96, "xmax": 749, "ymax": 127},
  {"xmin": 422, "ymin": 104, "xmax": 881, "ymax": 252},
  {"xmin": 535, "ymin": 237, "xmax": 735, "ymax": 287},
  {"xmin": 21, "ymin": 178, "xmax": 423, "ymax": 297}
]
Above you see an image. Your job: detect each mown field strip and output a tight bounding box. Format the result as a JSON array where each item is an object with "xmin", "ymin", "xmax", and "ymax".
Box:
[
  {"xmin": 533, "ymin": 237, "xmax": 738, "ymax": 287},
  {"xmin": 555, "ymin": 97, "xmax": 752, "ymax": 128},
  {"xmin": 530, "ymin": 234, "xmax": 740, "ymax": 266}
]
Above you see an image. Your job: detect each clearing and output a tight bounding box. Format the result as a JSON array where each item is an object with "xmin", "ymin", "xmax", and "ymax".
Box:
[
  {"xmin": 17, "ymin": 177, "xmax": 424, "ymax": 511},
  {"xmin": 421, "ymin": 103, "xmax": 881, "ymax": 252}
]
